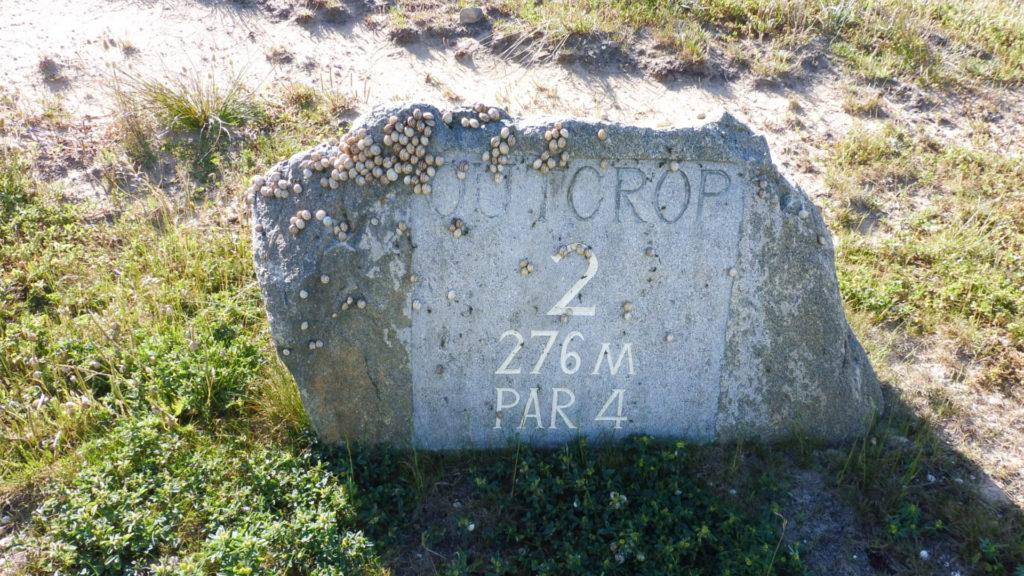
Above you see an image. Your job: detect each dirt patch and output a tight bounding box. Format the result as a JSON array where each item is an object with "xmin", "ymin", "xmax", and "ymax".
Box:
[{"xmin": 782, "ymin": 466, "xmax": 881, "ymax": 576}]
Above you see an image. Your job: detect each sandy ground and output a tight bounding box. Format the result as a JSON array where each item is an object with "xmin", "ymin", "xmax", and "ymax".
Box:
[
  {"xmin": 2, "ymin": 0, "xmax": 1022, "ymax": 574},
  {"xmin": 0, "ymin": 0, "xmax": 858, "ymax": 201}
]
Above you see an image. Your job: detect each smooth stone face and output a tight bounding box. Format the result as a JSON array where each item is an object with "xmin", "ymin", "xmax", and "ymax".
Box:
[{"xmin": 251, "ymin": 104, "xmax": 882, "ymax": 449}]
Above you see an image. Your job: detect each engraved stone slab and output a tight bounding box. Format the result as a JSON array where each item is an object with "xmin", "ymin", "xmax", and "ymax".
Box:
[{"xmin": 251, "ymin": 104, "xmax": 881, "ymax": 449}]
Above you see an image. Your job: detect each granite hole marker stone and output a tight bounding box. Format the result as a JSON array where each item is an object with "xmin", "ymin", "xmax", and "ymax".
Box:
[{"xmin": 250, "ymin": 103, "xmax": 881, "ymax": 449}]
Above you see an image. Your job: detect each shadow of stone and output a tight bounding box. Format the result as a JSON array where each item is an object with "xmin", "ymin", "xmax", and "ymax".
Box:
[
  {"xmin": 804, "ymin": 381, "xmax": 1024, "ymax": 575},
  {"xmin": 311, "ymin": 374, "xmax": 1024, "ymax": 576}
]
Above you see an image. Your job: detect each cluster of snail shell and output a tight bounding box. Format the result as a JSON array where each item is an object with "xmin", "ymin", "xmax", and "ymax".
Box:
[
  {"xmin": 482, "ymin": 125, "xmax": 516, "ymax": 184},
  {"xmin": 286, "ymin": 208, "xmax": 351, "ymax": 240},
  {"xmin": 252, "ymin": 115, "xmax": 443, "ymax": 201},
  {"xmin": 452, "ymin": 102, "xmax": 501, "ymax": 130},
  {"xmin": 251, "ymin": 106, "xmax": 615, "ymax": 245},
  {"xmin": 518, "ymin": 259, "xmax": 535, "ymax": 276},
  {"xmin": 558, "ymin": 242, "xmax": 594, "ymax": 260},
  {"xmin": 381, "ymin": 110, "xmax": 445, "ymax": 195},
  {"xmin": 251, "ymin": 170, "xmax": 297, "ymax": 200},
  {"xmin": 532, "ymin": 122, "xmax": 571, "ymax": 174},
  {"xmin": 448, "ymin": 217, "xmax": 467, "ymax": 239}
]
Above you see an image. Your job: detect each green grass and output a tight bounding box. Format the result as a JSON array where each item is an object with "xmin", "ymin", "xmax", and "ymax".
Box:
[
  {"xmin": 106, "ymin": 67, "xmax": 264, "ymax": 177},
  {"xmin": 828, "ymin": 123, "xmax": 1024, "ymax": 348},
  {"xmin": 480, "ymin": 0, "xmax": 1024, "ymax": 87},
  {"xmin": 0, "ymin": 72, "xmax": 358, "ymax": 485},
  {"xmin": 114, "ymin": 68, "xmax": 260, "ymax": 140},
  {"xmin": 0, "ymin": 152, "xmax": 267, "ymax": 482}
]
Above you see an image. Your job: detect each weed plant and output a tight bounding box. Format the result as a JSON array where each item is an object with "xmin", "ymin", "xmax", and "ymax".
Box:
[{"xmin": 107, "ymin": 66, "xmax": 264, "ymax": 179}]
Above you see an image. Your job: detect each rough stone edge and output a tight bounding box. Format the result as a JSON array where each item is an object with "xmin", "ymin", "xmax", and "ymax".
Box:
[{"xmin": 716, "ymin": 137, "xmax": 882, "ymax": 442}]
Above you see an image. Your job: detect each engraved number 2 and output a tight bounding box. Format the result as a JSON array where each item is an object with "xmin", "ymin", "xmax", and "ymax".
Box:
[
  {"xmin": 546, "ymin": 243, "xmax": 597, "ymax": 317},
  {"xmin": 495, "ymin": 330, "xmax": 525, "ymax": 374}
]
